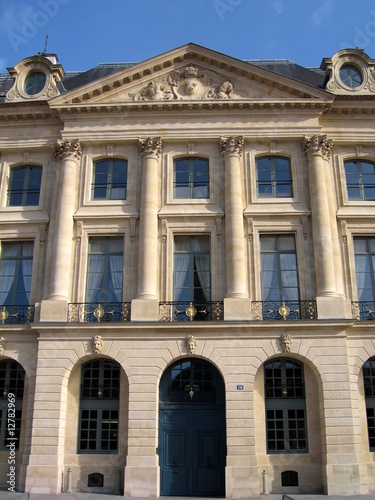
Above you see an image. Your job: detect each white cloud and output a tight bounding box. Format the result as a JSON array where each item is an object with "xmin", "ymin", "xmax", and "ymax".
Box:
[
  {"xmin": 273, "ymin": 0, "xmax": 285, "ymax": 15},
  {"xmin": 312, "ymin": 0, "xmax": 335, "ymax": 26}
]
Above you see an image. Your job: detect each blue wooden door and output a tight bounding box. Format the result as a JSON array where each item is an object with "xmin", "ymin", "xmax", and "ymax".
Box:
[{"xmin": 159, "ymin": 359, "xmax": 226, "ymax": 497}]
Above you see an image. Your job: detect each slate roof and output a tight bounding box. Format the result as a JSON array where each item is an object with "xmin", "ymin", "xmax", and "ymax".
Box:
[{"xmin": 0, "ymin": 58, "xmax": 327, "ymax": 104}]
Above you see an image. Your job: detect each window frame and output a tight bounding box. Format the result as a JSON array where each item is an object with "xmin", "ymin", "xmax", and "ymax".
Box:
[
  {"xmin": 85, "ymin": 236, "xmax": 124, "ymax": 304},
  {"xmin": 260, "ymin": 234, "xmax": 300, "ymax": 302},
  {"xmin": 256, "ymin": 155, "xmax": 293, "ymax": 199},
  {"xmin": 173, "ymin": 234, "xmax": 211, "ymax": 303},
  {"xmin": 353, "ymin": 237, "xmax": 375, "ymax": 302},
  {"xmin": 264, "ymin": 358, "xmax": 308, "ymax": 454},
  {"xmin": 0, "ymin": 241, "xmax": 34, "ymax": 306},
  {"xmin": 91, "ymin": 158, "xmax": 128, "ymax": 201},
  {"xmin": 7, "ymin": 165, "xmax": 42, "ymax": 207},
  {"xmin": 344, "ymin": 159, "xmax": 375, "ymax": 201},
  {"xmin": 78, "ymin": 359, "xmax": 120, "ymax": 454},
  {"xmin": 173, "ymin": 156, "xmax": 210, "ymax": 200}
]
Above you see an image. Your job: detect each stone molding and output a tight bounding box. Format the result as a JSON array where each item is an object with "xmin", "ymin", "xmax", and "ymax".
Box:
[{"xmin": 303, "ymin": 134, "xmax": 333, "ymax": 161}]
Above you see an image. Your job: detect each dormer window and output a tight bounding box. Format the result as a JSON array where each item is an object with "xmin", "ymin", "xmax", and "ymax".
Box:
[
  {"xmin": 339, "ymin": 64, "xmax": 362, "ymax": 89},
  {"xmin": 5, "ymin": 54, "xmax": 64, "ymax": 102},
  {"xmin": 321, "ymin": 48, "xmax": 375, "ymax": 95},
  {"xmin": 24, "ymin": 71, "xmax": 46, "ymax": 96}
]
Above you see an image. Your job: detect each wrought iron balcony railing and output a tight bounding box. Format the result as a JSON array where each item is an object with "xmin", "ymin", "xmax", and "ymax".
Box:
[
  {"xmin": 159, "ymin": 301, "xmax": 224, "ymax": 322},
  {"xmin": 0, "ymin": 305, "xmax": 35, "ymax": 325},
  {"xmin": 68, "ymin": 302, "xmax": 131, "ymax": 323},
  {"xmin": 352, "ymin": 302, "xmax": 375, "ymax": 321},
  {"xmin": 252, "ymin": 301, "xmax": 317, "ymax": 321}
]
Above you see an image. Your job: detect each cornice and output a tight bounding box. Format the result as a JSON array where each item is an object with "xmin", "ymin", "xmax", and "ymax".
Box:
[
  {"xmin": 50, "ymin": 44, "xmax": 332, "ymax": 106},
  {"xmin": 50, "ymin": 99, "xmax": 331, "ymax": 115}
]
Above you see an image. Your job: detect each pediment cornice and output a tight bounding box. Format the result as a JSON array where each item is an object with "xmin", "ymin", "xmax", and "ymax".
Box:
[{"xmin": 50, "ymin": 44, "xmax": 332, "ymax": 109}]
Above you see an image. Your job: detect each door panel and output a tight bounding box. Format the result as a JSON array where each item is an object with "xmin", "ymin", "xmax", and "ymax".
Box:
[
  {"xmin": 162, "ymin": 428, "xmax": 188, "ymax": 496},
  {"xmin": 160, "ymin": 408, "xmax": 225, "ymax": 497}
]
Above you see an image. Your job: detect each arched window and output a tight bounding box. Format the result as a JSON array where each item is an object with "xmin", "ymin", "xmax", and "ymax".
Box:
[
  {"xmin": 256, "ymin": 156, "xmax": 293, "ymax": 198},
  {"xmin": 0, "ymin": 360, "xmax": 25, "ymax": 450},
  {"xmin": 7, "ymin": 166, "xmax": 42, "ymax": 206},
  {"xmin": 345, "ymin": 159, "xmax": 375, "ymax": 200},
  {"xmin": 174, "ymin": 157, "xmax": 209, "ymax": 199},
  {"xmin": 78, "ymin": 359, "xmax": 120, "ymax": 453},
  {"xmin": 92, "ymin": 159, "xmax": 127, "ymax": 200},
  {"xmin": 264, "ymin": 358, "xmax": 307, "ymax": 453},
  {"xmin": 363, "ymin": 357, "xmax": 375, "ymax": 450}
]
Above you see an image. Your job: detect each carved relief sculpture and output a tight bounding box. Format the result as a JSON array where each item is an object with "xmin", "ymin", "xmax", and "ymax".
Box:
[
  {"xmin": 130, "ymin": 65, "xmax": 244, "ymax": 101},
  {"xmin": 54, "ymin": 139, "xmax": 82, "ymax": 162},
  {"xmin": 92, "ymin": 335, "xmax": 104, "ymax": 354},
  {"xmin": 220, "ymin": 136, "xmax": 244, "ymax": 157},
  {"xmin": 185, "ymin": 335, "xmax": 197, "ymax": 355},
  {"xmin": 280, "ymin": 332, "xmax": 292, "ymax": 353},
  {"xmin": 0, "ymin": 337, "xmax": 5, "ymax": 356},
  {"xmin": 303, "ymin": 134, "xmax": 333, "ymax": 161}
]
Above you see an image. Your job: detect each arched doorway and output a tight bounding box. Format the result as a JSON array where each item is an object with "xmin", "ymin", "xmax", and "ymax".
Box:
[{"xmin": 159, "ymin": 358, "xmax": 226, "ymax": 497}]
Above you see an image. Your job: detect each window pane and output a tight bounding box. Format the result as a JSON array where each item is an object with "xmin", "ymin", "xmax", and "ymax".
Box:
[
  {"xmin": 8, "ymin": 166, "xmax": 42, "ymax": 206},
  {"xmin": 174, "ymin": 157, "xmax": 209, "ymax": 199},
  {"xmin": 0, "ymin": 242, "xmax": 33, "ymax": 306},
  {"xmin": 79, "ymin": 360, "xmax": 120, "ymax": 453},
  {"xmin": 174, "ymin": 236, "xmax": 210, "ymax": 303},
  {"xmin": 260, "ymin": 235, "xmax": 299, "ymax": 302},
  {"xmin": 256, "ymin": 156, "xmax": 292, "ymax": 198},
  {"xmin": 92, "ymin": 159, "xmax": 127, "ymax": 200},
  {"xmin": 345, "ymin": 160, "xmax": 375, "ymax": 201},
  {"xmin": 265, "ymin": 359, "xmax": 307, "ymax": 453},
  {"xmin": 86, "ymin": 237, "xmax": 123, "ymax": 304}
]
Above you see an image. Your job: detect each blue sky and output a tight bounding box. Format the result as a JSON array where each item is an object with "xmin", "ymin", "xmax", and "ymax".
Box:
[{"xmin": 0, "ymin": 0, "xmax": 375, "ymax": 73}]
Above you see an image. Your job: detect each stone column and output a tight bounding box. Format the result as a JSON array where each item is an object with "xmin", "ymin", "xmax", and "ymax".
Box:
[
  {"xmin": 221, "ymin": 136, "xmax": 251, "ymax": 320},
  {"xmin": 40, "ymin": 139, "xmax": 81, "ymax": 321},
  {"xmin": 131, "ymin": 137, "xmax": 161, "ymax": 321},
  {"xmin": 303, "ymin": 135, "xmax": 347, "ymax": 318}
]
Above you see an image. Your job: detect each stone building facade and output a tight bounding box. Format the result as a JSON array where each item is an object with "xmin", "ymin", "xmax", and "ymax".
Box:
[{"xmin": 0, "ymin": 43, "xmax": 375, "ymax": 496}]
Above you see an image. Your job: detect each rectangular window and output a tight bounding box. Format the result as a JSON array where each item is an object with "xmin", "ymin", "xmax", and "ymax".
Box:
[
  {"xmin": 174, "ymin": 157, "xmax": 209, "ymax": 199},
  {"xmin": 0, "ymin": 242, "xmax": 33, "ymax": 306},
  {"xmin": 265, "ymin": 359, "xmax": 307, "ymax": 454},
  {"xmin": 86, "ymin": 237, "xmax": 123, "ymax": 303},
  {"xmin": 8, "ymin": 166, "xmax": 42, "ymax": 206},
  {"xmin": 345, "ymin": 160, "xmax": 375, "ymax": 200},
  {"xmin": 260, "ymin": 235, "xmax": 299, "ymax": 302},
  {"xmin": 92, "ymin": 159, "xmax": 127, "ymax": 200},
  {"xmin": 256, "ymin": 156, "xmax": 293, "ymax": 198},
  {"xmin": 174, "ymin": 235, "xmax": 210, "ymax": 302},
  {"xmin": 354, "ymin": 237, "xmax": 375, "ymax": 301}
]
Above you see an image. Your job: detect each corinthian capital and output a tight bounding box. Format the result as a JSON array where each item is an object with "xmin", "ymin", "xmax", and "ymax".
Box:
[
  {"xmin": 54, "ymin": 139, "xmax": 82, "ymax": 162},
  {"xmin": 220, "ymin": 136, "xmax": 244, "ymax": 158},
  {"xmin": 303, "ymin": 134, "xmax": 333, "ymax": 161},
  {"xmin": 139, "ymin": 137, "xmax": 162, "ymax": 159}
]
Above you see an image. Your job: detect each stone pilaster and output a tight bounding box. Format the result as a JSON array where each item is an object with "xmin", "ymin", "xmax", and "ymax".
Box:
[
  {"xmin": 131, "ymin": 137, "xmax": 161, "ymax": 321},
  {"xmin": 221, "ymin": 136, "xmax": 251, "ymax": 320},
  {"xmin": 40, "ymin": 139, "xmax": 82, "ymax": 322},
  {"xmin": 304, "ymin": 135, "xmax": 348, "ymax": 318}
]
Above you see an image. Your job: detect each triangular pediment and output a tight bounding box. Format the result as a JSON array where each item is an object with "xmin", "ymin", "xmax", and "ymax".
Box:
[{"xmin": 51, "ymin": 43, "xmax": 332, "ymax": 108}]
